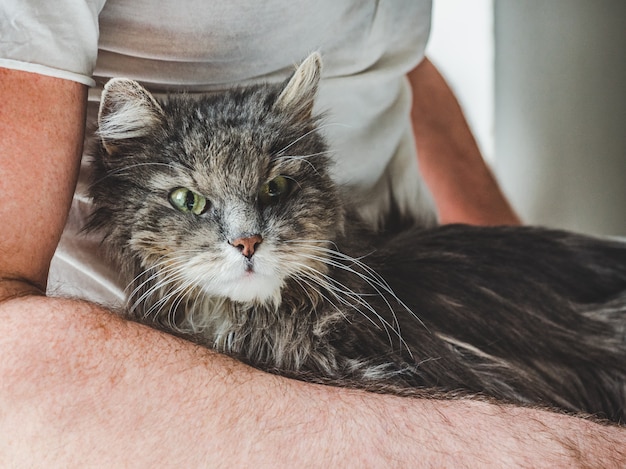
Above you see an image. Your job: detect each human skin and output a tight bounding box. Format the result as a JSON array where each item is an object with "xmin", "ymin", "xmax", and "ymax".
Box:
[
  {"xmin": 0, "ymin": 67, "xmax": 624, "ymax": 467},
  {"xmin": 0, "ymin": 70, "xmax": 85, "ymax": 291},
  {"xmin": 409, "ymin": 58, "xmax": 521, "ymax": 226},
  {"xmin": 2, "ymin": 295, "xmax": 625, "ymax": 468}
]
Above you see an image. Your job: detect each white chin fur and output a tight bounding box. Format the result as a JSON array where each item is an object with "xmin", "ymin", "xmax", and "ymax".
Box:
[
  {"xmin": 217, "ymin": 273, "xmax": 283, "ymax": 304},
  {"xmin": 183, "ymin": 250, "xmax": 284, "ymax": 305}
]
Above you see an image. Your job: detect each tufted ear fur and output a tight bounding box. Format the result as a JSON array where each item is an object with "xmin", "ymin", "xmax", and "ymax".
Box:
[
  {"xmin": 274, "ymin": 52, "xmax": 322, "ymax": 120},
  {"xmin": 97, "ymin": 78, "xmax": 164, "ymax": 155}
]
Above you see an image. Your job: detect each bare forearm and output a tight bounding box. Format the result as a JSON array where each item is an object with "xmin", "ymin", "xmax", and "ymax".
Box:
[
  {"xmin": 0, "ymin": 69, "xmax": 86, "ymax": 290},
  {"xmin": 1, "ymin": 296, "xmax": 623, "ymax": 467},
  {"xmin": 409, "ymin": 59, "xmax": 520, "ymax": 226}
]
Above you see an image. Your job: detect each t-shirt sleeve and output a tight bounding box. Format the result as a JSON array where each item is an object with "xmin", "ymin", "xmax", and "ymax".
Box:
[{"xmin": 0, "ymin": 0, "xmax": 106, "ymax": 86}]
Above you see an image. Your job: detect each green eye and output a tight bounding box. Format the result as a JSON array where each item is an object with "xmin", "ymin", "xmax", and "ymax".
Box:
[
  {"xmin": 259, "ymin": 176, "xmax": 291, "ymax": 206},
  {"xmin": 169, "ymin": 188, "xmax": 208, "ymax": 215}
]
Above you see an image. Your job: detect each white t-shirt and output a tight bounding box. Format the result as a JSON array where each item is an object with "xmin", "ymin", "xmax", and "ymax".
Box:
[{"xmin": 1, "ymin": 0, "xmax": 436, "ymax": 306}]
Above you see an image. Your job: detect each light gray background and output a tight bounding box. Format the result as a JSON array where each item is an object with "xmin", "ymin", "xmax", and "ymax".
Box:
[{"xmin": 493, "ymin": 0, "xmax": 625, "ymax": 236}]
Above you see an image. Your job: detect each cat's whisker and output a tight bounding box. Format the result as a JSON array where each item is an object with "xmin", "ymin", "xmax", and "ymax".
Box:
[
  {"xmin": 290, "ymin": 272, "xmax": 350, "ymax": 324},
  {"xmin": 281, "ymin": 175, "xmax": 304, "ymax": 191},
  {"xmin": 169, "ymin": 267, "xmax": 213, "ymax": 333},
  {"xmin": 279, "ymin": 149, "xmax": 334, "ymax": 157},
  {"xmin": 293, "ymin": 248, "xmax": 397, "ymax": 302},
  {"xmin": 127, "ymin": 257, "xmax": 192, "ymax": 313},
  {"xmin": 275, "ymin": 122, "xmax": 351, "ymax": 156},
  {"xmin": 291, "ymin": 242, "xmax": 428, "ymax": 332},
  {"xmin": 129, "ymin": 257, "xmax": 199, "ymax": 320},
  {"xmin": 167, "ymin": 282, "xmax": 192, "ymax": 329},
  {"xmin": 275, "ymin": 149, "xmax": 334, "ymax": 175},
  {"xmin": 288, "ymin": 243, "xmax": 420, "ymax": 355},
  {"xmin": 293, "ymin": 243, "xmax": 392, "ymax": 290},
  {"xmin": 298, "ymin": 266, "xmax": 407, "ymax": 357},
  {"xmin": 299, "ymin": 251, "xmax": 417, "ymax": 353},
  {"xmin": 285, "ymin": 159, "xmax": 318, "ymax": 177},
  {"xmin": 286, "ymin": 251, "xmax": 382, "ymax": 314},
  {"xmin": 89, "ymin": 162, "xmax": 183, "ymax": 186},
  {"xmin": 128, "ymin": 270, "xmax": 178, "ymax": 314},
  {"xmin": 293, "ymin": 261, "xmax": 411, "ymax": 356},
  {"xmin": 126, "ymin": 256, "xmax": 183, "ymax": 297},
  {"xmin": 139, "ymin": 271, "xmax": 190, "ymax": 320},
  {"xmin": 142, "ymin": 253, "xmax": 231, "ymax": 334},
  {"xmin": 130, "ymin": 253, "xmax": 196, "ymax": 279},
  {"xmin": 290, "ymin": 268, "xmax": 369, "ymax": 339},
  {"xmin": 303, "ymin": 252, "xmax": 395, "ymax": 303},
  {"xmin": 276, "ymin": 149, "xmax": 333, "ymax": 161},
  {"xmin": 179, "ymin": 276, "xmax": 211, "ymax": 332},
  {"xmin": 283, "ymin": 238, "xmax": 343, "ymax": 258}
]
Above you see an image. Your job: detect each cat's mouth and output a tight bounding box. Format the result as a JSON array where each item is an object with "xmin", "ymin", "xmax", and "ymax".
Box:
[
  {"xmin": 204, "ymin": 253, "xmax": 285, "ymax": 304},
  {"xmin": 226, "ymin": 270, "xmax": 283, "ymax": 305},
  {"xmin": 170, "ymin": 248, "xmax": 283, "ymax": 305}
]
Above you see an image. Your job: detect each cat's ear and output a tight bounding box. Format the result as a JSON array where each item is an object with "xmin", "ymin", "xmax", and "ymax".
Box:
[
  {"xmin": 274, "ymin": 52, "xmax": 322, "ymax": 120},
  {"xmin": 98, "ymin": 78, "xmax": 164, "ymax": 155}
]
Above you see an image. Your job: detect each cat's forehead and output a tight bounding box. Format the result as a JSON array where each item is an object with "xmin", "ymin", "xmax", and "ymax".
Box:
[
  {"xmin": 146, "ymin": 133, "xmax": 304, "ymax": 200},
  {"xmin": 155, "ymin": 101, "xmax": 317, "ymax": 190}
]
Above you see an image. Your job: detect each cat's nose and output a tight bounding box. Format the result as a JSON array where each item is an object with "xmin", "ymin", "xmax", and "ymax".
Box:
[{"xmin": 230, "ymin": 234, "xmax": 263, "ymax": 259}]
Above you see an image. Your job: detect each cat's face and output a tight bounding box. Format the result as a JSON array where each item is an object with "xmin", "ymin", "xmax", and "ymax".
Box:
[{"xmin": 90, "ymin": 53, "xmax": 344, "ymax": 306}]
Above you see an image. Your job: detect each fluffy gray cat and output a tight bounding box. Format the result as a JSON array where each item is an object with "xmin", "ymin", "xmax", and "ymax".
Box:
[{"xmin": 87, "ymin": 53, "xmax": 626, "ymax": 423}]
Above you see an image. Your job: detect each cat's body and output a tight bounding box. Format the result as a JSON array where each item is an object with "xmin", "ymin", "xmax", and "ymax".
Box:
[{"xmin": 88, "ymin": 54, "xmax": 626, "ymax": 423}]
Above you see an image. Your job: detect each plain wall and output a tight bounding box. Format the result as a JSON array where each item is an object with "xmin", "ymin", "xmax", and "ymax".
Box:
[
  {"xmin": 427, "ymin": 0, "xmax": 494, "ymax": 162},
  {"xmin": 493, "ymin": 0, "xmax": 626, "ymax": 236}
]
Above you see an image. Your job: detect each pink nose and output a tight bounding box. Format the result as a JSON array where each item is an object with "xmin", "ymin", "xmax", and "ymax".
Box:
[{"xmin": 230, "ymin": 234, "xmax": 263, "ymax": 259}]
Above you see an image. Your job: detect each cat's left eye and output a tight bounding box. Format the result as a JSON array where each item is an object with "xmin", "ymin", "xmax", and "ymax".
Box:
[
  {"xmin": 259, "ymin": 176, "xmax": 291, "ymax": 206},
  {"xmin": 169, "ymin": 187, "xmax": 209, "ymax": 215}
]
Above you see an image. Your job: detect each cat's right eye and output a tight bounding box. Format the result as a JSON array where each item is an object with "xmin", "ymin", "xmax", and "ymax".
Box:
[
  {"xmin": 258, "ymin": 175, "xmax": 291, "ymax": 207},
  {"xmin": 169, "ymin": 188, "xmax": 208, "ymax": 215}
]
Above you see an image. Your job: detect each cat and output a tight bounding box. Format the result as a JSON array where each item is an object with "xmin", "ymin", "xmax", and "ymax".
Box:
[{"xmin": 87, "ymin": 53, "xmax": 626, "ymax": 423}]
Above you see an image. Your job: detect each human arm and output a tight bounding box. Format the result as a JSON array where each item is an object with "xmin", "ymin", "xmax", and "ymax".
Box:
[
  {"xmin": 409, "ymin": 58, "xmax": 521, "ymax": 226},
  {"xmin": 0, "ymin": 69, "xmax": 86, "ymax": 296},
  {"xmin": 1, "ymin": 296, "xmax": 625, "ymax": 468}
]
